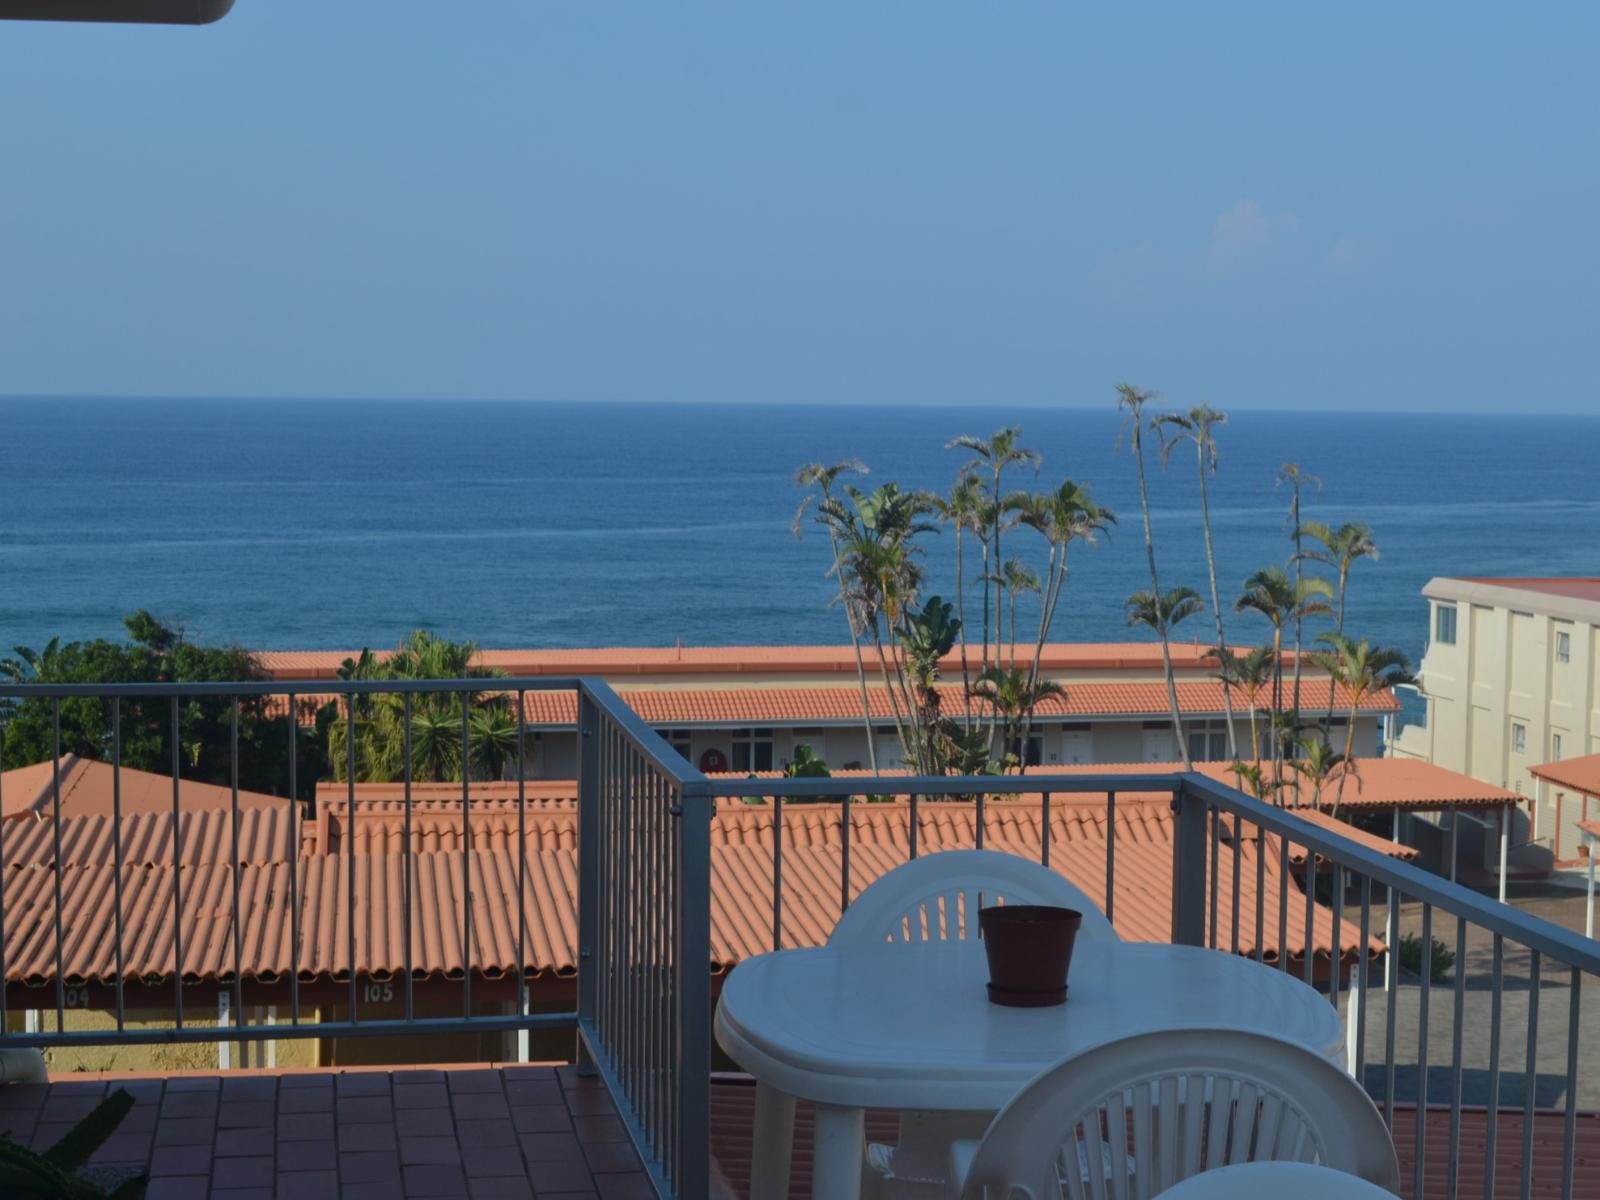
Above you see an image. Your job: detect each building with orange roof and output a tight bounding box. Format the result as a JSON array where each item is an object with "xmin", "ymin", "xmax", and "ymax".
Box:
[{"xmin": 259, "ymin": 641, "xmax": 1397, "ymax": 782}]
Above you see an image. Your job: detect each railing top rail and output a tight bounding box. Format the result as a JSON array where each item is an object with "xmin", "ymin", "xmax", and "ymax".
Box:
[
  {"xmin": 1178, "ymin": 772, "xmax": 1600, "ymax": 976},
  {"xmin": 702, "ymin": 774, "xmax": 1183, "ymax": 799}
]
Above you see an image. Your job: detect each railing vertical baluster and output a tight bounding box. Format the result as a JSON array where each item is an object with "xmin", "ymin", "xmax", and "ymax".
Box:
[
  {"xmin": 1330, "ymin": 865, "xmax": 1343, "ymax": 1017},
  {"xmin": 1278, "ymin": 832, "xmax": 1290, "ymax": 974},
  {"xmin": 1303, "ymin": 848, "xmax": 1317, "ymax": 988},
  {"xmin": 288, "ymin": 693, "xmax": 300, "ymax": 1025},
  {"xmin": 1104, "ymin": 791, "xmax": 1116, "ymax": 925},
  {"xmin": 840, "ymin": 792, "xmax": 852, "ymax": 916},
  {"xmin": 1356, "ymin": 875, "xmax": 1371, "ymax": 1081},
  {"xmin": 1561, "ymin": 967, "xmax": 1580, "ymax": 1200},
  {"xmin": 1521, "ymin": 951, "xmax": 1540, "ymax": 1200},
  {"xmin": 346, "ymin": 695, "xmax": 357, "ymax": 1023},
  {"xmin": 1040, "ymin": 790, "xmax": 1050, "ymax": 869},
  {"xmin": 229, "ymin": 698, "xmax": 244, "ymax": 1052},
  {"xmin": 1483, "ymin": 933, "xmax": 1503, "ymax": 1200},
  {"xmin": 1208, "ymin": 804, "xmax": 1220, "ymax": 950},
  {"xmin": 516, "ymin": 689, "xmax": 526, "ymax": 1040},
  {"xmin": 975, "ymin": 788, "xmax": 986, "ymax": 851},
  {"xmin": 111, "ymin": 698, "xmax": 126, "ymax": 1031},
  {"xmin": 1230, "ymin": 815, "xmax": 1242, "ymax": 956},
  {"xmin": 403, "ymin": 692, "xmax": 414, "ymax": 1022},
  {"xmin": 1415, "ymin": 902, "xmax": 1432, "ymax": 1200},
  {"xmin": 771, "ymin": 793, "xmax": 783, "ymax": 952},
  {"xmin": 461, "ymin": 690, "xmax": 472, "ymax": 1020},
  {"xmin": 171, "ymin": 693, "xmax": 184, "ymax": 1028},
  {"xmin": 1447, "ymin": 916, "xmax": 1467, "ymax": 1200},
  {"xmin": 675, "ymin": 776, "xmax": 713, "ymax": 1200},
  {"xmin": 1169, "ymin": 783, "xmax": 1206, "ymax": 947},
  {"xmin": 575, "ymin": 689, "xmax": 600, "ymax": 1072},
  {"xmin": 50, "ymin": 698, "xmax": 65, "ymax": 1033},
  {"xmin": 909, "ymin": 789, "xmax": 920, "ymax": 861},
  {"xmin": 1383, "ymin": 891, "xmax": 1400, "ymax": 1128},
  {"xmin": 1254, "ymin": 824, "xmax": 1266, "ymax": 963}
]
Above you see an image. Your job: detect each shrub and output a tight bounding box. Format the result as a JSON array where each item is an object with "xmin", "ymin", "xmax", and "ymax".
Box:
[{"xmin": 1397, "ymin": 931, "xmax": 1455, "ymax": 983}]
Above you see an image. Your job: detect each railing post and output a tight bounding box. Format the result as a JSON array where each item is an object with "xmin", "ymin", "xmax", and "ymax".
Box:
[
  {"xmin": 675, "ymin": 779, "xmax": 713, "ymax": 1200},
  {"xmin": 577, "ymin": 687, "xmax": 602, "ymax": 1076},
  {"xmin": 1170, "ymin": 779, "xmax": 1207, "ymax": 947}
]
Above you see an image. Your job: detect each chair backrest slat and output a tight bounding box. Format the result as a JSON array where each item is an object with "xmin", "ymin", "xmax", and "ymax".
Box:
[
  {"xmin": 829, "ymin": 849, "xmax": 1118, "ymax": 947},
  {"xmin": 958, "ymin": 1029, "xmax": 1401, "ymax": 1199}
]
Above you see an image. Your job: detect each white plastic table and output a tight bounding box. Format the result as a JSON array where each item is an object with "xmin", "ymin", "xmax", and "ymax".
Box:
[{"xmin": 714, "ymin": 939, "xmax": 1346, "ymax": 1200}]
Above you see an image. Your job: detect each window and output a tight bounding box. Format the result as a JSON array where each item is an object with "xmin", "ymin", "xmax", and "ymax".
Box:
[
  {"xmin": 1007, "ymin": 731, "xmax": 1044, "ymax": 766},
  {"xmin": 655, "ymin": 728, "xmax": 692, "ymax": 762},
  {"xmin": 1556, "ymin": 629, "xmax": 1571, "ymax": 665},
  {"xmin": 731, "ymin": 727, "xmax": 774, "ymax": 773},
  {"xmin": 1434, "ymin": 604, "xmax": 1457, "ymax": 646},
  {"xmin": 1186, "ymin": 720, "xmax": 1229, "ymax": 762},
  {"xmin": 1553, "ymin": 732, "xmax": 1564, "ymax": 760},
  {"xmin": 1511, "ymin": 722, "xmax": 1526, "ymax": 755}
]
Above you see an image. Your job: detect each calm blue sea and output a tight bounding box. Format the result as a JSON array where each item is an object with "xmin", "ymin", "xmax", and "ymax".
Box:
[{"xmin": 2, "ymin": 399, "xmax": 1597, "ymax": 667}]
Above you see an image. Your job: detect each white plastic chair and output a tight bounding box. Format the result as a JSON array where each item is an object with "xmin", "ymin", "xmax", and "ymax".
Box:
[
  {"xmin": 830, "ymin": 848, "xmax": 1118, "ymax": 946},
  {"xmin": 1153, "ymin": 1161, "xmax": 1399, "ymax": 1198},
  {"xmin": 832, "ymin": 850, "xmax": 1118, "ymax": 1199},
  {"xmin": 947, "ymin": 1028, "xmax": 1401, "ymax": 1199}
]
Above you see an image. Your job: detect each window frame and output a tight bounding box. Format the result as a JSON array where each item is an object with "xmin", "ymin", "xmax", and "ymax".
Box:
[
  {"xmin": 730, "ymin": 726, "xmax": 775, "ymax": 773},
  {"xmin": 1434, "ymin": 603, "xmax": 1458, "ymax": 646},
  {"xmin": 1555, "ymin": 629, "xmax": 1571, "ymax": 665},
  {"xmin": 1511, "ymin": 722, "xmax": 1527, "ymax": 756}
]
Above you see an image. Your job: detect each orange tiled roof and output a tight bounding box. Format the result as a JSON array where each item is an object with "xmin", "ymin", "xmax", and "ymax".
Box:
[
  {"xmin": 1530, "ymin": 752, "xmax": 1600, "ymax": 799},
  {"xmin": 255, "ymin": 642, "xmax": 1254, "ymax": 681},
  {"xmin": 0, "ymin": 755, "xmax": 284, "ymax": 821},
  {"xmin": 1, "ymin": 796, "xmax": 1374, "ymax": 987},
  {"xmin": 513, "ymin": 679, "xmax": 1396, "ymax": 727}
]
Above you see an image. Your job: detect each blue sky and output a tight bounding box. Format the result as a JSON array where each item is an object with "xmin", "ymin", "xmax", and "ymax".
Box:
[{"xmin": 1, "ymin": 3, "xmax": 1595, "ymax": 412}]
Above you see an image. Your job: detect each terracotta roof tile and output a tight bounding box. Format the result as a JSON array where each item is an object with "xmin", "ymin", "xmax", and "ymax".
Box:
[
  {"xmin": 0, "ymin": 755, "xmax": 284, "ymax": 820},
  {"xmin": 1530, "ymin": 753, "xmax": 1600, "ymax": 799},
  {"xmin": 1, "ymin": 807, "xmax": 297, "ymax": 870}
]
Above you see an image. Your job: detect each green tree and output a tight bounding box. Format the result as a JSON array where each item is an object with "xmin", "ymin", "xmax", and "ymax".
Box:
[
  {"xmin": 783, "ymin": 744, "xmax": 831, "ymax": 778},
  {"xmin": 795, "ymin": 460, "xmax": 879, "ymax": 771},
  {"xmin": 1278, "ymin": 465, "xmax": 1321, "ymax": 744},
  {"xmin": 1125, "ymin": 588, "xmax": 1204, "ymax": 767},
  {"xmin": 1207, "ymin": 643, "xmax": 1275, "ymax": 766},
  {"xmin": 1117, "ymin": 384, "xmax": 1189, "ymax": 771},
  {"xmin": 1156, "ymin": 404, "xmax": 1239, "ymax": 759},
  {"xmin": 1288, "ymin": 734, "xmax": 1356, "ymax": 812},
  {"xmin": 969, "ymin": 666, "xmax": 1065, "ymax": 774},
  {"xmin": 1297, "ymin": 520, "xmax": 1380, "ymax": 734},
  {"xmin": 2, "ymin": 612, "xmax": 325, "ymax": 800},
  {"xmin": 947, "ymin": 427, "xmax": 1039, "ymax": 674},
  {"xmin": 1311, "ymin": 634, "xmax": 1415, "ymax": 816},
  {"xmin": 326, "ymin": 630, "xmax": 517, "ymax": 784},
  {"xmin": 1235, "ymin": 567, "xmax": 1333, "ymax": 803}
]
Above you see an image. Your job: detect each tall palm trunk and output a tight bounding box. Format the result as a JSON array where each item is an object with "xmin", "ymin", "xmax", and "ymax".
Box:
[
  {"xmin": 825, "ymin": 524, "xmax": 879, "ymax": 773},
  {"xmin": 1285, "ymin": 471, "xmax": 1306, "ymax": 805},
  {"xmin": 1324, "ymin": 565, "xmax": 1349, "ymax": 738},
  {"xmin": 1131, "ymin": 422, "xmax": 1191, "ymax": 770},
  {"xmin": 1332, "ymin": 686, "xmax": 1362, "ymax": 817},
  {"xmin": 955, "ymin": 524, "xmax": 974, "ymax": 731},
  {"xmin": 1195, "ymin": 444, "xmax": 1237, "ymax": 760}
]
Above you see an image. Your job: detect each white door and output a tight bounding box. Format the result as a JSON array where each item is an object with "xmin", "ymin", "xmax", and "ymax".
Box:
[
  {"xmin": 1059, "ymin": 731, "xmax": 1094, "ymax": 765},
  {"xmin": 1141, "ymin": 727, "xmax": 1176, "ymax": 762}
]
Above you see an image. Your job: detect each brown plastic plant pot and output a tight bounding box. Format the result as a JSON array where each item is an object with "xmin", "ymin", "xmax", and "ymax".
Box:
[{"xmin": 978, "ymin": 904, "xmax": 1082, "ymax": 1008}]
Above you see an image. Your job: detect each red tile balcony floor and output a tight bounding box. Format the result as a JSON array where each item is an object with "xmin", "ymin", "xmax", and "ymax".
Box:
[{"xmin": 6, "ymin": 1067, "xmax": 1597, "ymax": 1198}]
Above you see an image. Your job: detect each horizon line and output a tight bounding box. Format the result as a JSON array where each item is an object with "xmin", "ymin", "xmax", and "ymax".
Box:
[{"xmin": 0, "ymin": 392, "xmax": 1593, "ymax": 418}]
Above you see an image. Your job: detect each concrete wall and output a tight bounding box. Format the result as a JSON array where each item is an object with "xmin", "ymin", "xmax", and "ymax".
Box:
[
  {"xmin": 8, "ymin": 1006, "xmax": 319, "ymax": 1075},
  {"xmin": 1408, "ymin": 580, "xmax": 1600, "ymax": 863}
]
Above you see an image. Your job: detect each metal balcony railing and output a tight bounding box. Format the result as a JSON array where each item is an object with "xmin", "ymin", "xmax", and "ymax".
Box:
[{"xmin": 2, "ymin": 677, "xmax": 1597, "ymax": 1198}]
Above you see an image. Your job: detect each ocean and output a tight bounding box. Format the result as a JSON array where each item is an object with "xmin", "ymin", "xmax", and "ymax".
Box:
[{"xmin": 2, "ymin": 398, "xmax": 1597, "ymax": 667}]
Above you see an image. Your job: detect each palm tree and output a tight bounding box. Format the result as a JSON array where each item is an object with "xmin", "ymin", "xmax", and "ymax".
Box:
[
  {"xmin": 931, "ymin": 470, "xmax": 987, "ymax": 732},
  {"xmin": 1289, "ymin": 734, "xmax": 1356, "ymax": 812},
  {"xmin": 998, "ymin": 558, "xmax": 1040, "ymax": 673},
  {"xmin": 1125, "ymin": 587, "xmax": 1204, "ymax": 768},
  {"xmin": 1156, "ymin": 405, "xmax": 1238, "ymax": 759},
  {"xmin": 795, "ymin": 460, "xmax": 879, "ymax": 771},
  {"xmin": 1278, "ymin": 465, "xmax": 1321, "ymax": 730},
  {"xmin": 1117, "ymin": 384, "xmax": 1187, "ymax": 769},
  {"xmin": 969, "ymin": 666, "xmax": 1065, "ymax": 774},
  {"xmin": 1207, "ymin": 643, "xmax": 1276, "ymax": 764},
  {"xmin": 1235, "ymin": 567, "xmax": 1332, "ymax": 803},
  {"xmin": 948, "ymin": 428, "xmax": 1040, "ymax": 673},
  {"xmin": 1297, "ymin": 521, "xmax": 1380, "ymax": 735},
  {"xmin": 1015, "ymin": 480, "xmax": 1116, "ymax": 757},
  {"xmin": 1311, "ymin": 634, "xmax": 1415, "ymax": 816}
]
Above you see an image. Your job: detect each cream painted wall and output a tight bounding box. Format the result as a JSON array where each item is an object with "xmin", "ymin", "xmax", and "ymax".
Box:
[{"xmin": 1405, "ymin": 579, "xmax": 1600, "ymax": 863}]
